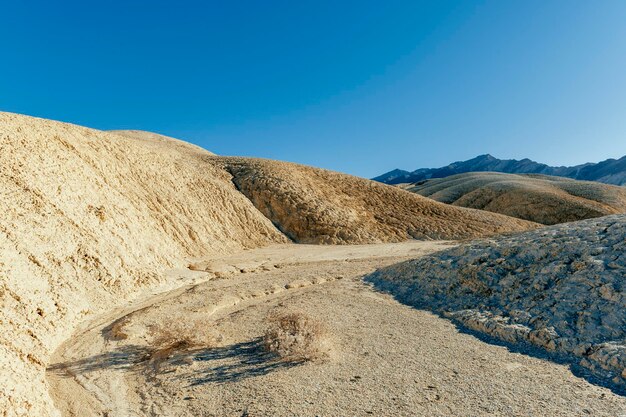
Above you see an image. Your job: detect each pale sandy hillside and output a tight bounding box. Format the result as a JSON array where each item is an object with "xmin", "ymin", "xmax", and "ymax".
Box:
[
  {"xmin": 404, "ymin": 172, "xmax": 626, "ymax": 224},
  {"xmin": 0, "ymin": 112, "xmax": 536, "ymax": 416},
  {"xmin": 0, "ymin": 112, "xmax": 287, "ymax": 417}
]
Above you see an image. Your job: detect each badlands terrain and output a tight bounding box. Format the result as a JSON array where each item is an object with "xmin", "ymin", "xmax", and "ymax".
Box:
[
  {"xmin": 402, "ymin": 172, "xmax": 626, "ymax": 224},
  {"xmin": 1, "ymin": 111, "xmax": 625, "ymax": 416}
]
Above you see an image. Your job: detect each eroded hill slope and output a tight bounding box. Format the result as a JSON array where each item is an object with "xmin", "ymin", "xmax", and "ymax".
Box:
[
  {"xmin": 404, "ymin": 172, "xmax": 626, "ymax": 224},
  {"xmin": 221, "ymin": 158, "xmax": 537, "ymax": 244},
  {"xmin": 0, "ymin": 113, "xmax": 287, "ymax": 416}
]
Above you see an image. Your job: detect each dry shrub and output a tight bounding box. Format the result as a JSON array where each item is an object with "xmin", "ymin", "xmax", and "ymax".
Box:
[
  {"xmin": 148, "ymin": 317, "xmax": 219, "ymax": 362},
  {"xmin": 263, "ymin": 312, "xmax": 330, "ymax": 362},
  {"xmin": 107, "ymin": 316, "xmax": 130, "ymax": 340}
]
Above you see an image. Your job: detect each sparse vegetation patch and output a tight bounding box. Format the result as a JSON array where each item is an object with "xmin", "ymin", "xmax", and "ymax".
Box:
[
  {"xmin": 263, "ymin": 312, "xmax": 331, "ymax": 362},
  {"xmin": 148, "ymin": 317, "xmax": 220, "ymax": 362}
]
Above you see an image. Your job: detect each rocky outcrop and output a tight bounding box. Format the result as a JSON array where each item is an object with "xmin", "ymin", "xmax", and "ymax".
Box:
[{"xmin": 366, "ymin": 215, "xmax": 626, "ymax": 388}]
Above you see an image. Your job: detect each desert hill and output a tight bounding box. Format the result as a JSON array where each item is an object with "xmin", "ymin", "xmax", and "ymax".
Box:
[
  {"xmin": 367, "ymin": 214, "xmax": 626, "ymax": 390},
  {"xmin": 375, "ymin": 153, "xmax": 626, "ymax": 186},
  {"xmin": 0, "ymin": 112, "xmax": 287, "ymax": 416},
  {"xmin": 220, "ymin": 158, "xmax": 536, "ymax": 243},
  {"xmin": 403, "ymin": 172, "xmax": 626, "ymax": 224},
  {"xmin": 0, "ymin": 112, "xmax": 537, "ymax": 416}
]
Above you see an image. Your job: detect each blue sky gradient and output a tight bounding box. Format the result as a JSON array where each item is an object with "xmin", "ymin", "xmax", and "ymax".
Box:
[{"xmin": 2, "ymin": 1, "xmax": 626, "ymax": 177}]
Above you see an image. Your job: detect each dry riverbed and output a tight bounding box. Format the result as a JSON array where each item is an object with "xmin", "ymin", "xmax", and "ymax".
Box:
[{"xmin": 47, "ymin": 242, "xmax": 626, "ymax": 416}]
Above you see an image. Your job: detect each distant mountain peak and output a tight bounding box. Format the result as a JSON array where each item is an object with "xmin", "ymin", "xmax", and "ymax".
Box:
[
  {"xmin": 387, "ymin": 168, "xmax": 409, "ymax": 175},
  {"xmin": 373, "ymin": 154, "xmax": 626, "ymax": 186},
  {"xmin": 371, "ymin": 168, "xmax": 410, "ymax": 183}
]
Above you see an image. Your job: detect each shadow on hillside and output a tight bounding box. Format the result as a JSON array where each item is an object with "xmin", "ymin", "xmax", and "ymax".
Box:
[
  {"xmin": 364, "ymin": 277, "xmax": 626, "ymax": 397},
  {"xmin": 47, "ymin": 338, "xmax": 300, "ymax": 385},
  {"xmin": 447, "ymin": 322, "xmax": 626, "ymax": 396}
]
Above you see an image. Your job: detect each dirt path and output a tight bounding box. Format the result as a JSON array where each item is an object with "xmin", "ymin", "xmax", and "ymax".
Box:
[{"xmin": 47, "ymin": 242, "xmax": 626, "ymax": 416}]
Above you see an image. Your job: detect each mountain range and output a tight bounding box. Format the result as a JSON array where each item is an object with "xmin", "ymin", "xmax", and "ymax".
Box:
[{"xmin": 373, "ymin": 154, "xmax": 626, "ymax": 186}]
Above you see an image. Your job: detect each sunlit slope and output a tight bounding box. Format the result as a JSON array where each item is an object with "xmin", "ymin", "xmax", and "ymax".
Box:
[
  {"xmin": 109, "ymin": 129, "xmax": 215, "ymax": 155},
  {"xmin": 405, "ymin": 172, "xmax": 626, "ymax": 224},
  {"xmin": 0, "ymin": 112, "xmax": 286, "ymax": 416},
  {"xmin": 222, "ymin": 158, "xmax": 538, "ymax": 244}
]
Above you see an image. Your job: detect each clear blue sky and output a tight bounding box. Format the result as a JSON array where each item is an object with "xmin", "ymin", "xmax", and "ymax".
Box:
[{"xmin": 2, "ymin": 1, "xmax": 626, "ymax": 178}]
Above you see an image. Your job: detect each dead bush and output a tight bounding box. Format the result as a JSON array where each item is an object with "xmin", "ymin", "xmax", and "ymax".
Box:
[
  {"xmin": 106, "ymin": 316, "xmax": 130, "ymax": 340},
  {"xmin": 263, "ymin": 312, "xmax": 330, "ymax": 362},
  {"xmin": 148, "ymin": 317, "xmax": 219, "ymax": 362}
]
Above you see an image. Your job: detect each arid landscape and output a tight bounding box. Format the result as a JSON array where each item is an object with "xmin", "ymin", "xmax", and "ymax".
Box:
[
  {"xmin": 4, "ymin": 2, "xmax": 626, "ymax": 415},
  {"xmin": 47, "ymin": 242, "xmax": 625, "ymax": 417},
  {"xmin": 1, "ymin": 111, "xmax": 625, "ymax": 416}
]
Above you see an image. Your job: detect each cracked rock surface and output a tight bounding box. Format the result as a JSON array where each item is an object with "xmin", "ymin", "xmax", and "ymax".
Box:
[{"xmin": 367, "ymin": 215, "xmax": 626, "ymax": 389}]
